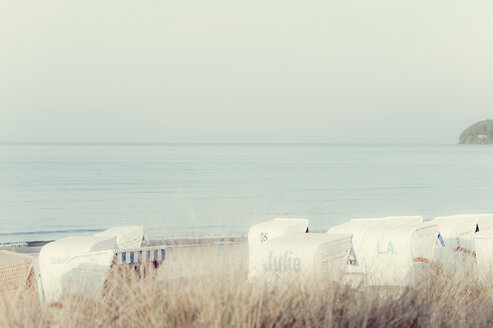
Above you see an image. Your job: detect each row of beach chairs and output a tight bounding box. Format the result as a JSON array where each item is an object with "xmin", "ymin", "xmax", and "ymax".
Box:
[
  {"xmin": 3, "ymin": 214, "xmax": 493, "ymax": 303},
  {"xmin": 249, "ymin": 214, "xmax": 493, "ymax": 286}
]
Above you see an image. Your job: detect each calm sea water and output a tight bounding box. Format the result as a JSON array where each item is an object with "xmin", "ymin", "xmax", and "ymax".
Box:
[{"xmin": 1, "ymin": 143, "xmax": 493, "ymax": 243}]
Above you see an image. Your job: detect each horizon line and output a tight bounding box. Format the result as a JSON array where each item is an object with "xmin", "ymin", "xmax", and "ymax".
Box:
[{"xmin": 0, "ymin": 141, "xmax": 459, "ymax": 146}]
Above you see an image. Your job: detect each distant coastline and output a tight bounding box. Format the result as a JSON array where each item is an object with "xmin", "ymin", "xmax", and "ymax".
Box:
[{"xmin": 459, "ymin": 120, "xmax": 493, "ymax": 144}]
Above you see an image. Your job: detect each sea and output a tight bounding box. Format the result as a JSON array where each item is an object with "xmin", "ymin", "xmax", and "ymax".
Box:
[{"xmin": 1, "ymin": 143, "xmax": 493, "ymax": 244}]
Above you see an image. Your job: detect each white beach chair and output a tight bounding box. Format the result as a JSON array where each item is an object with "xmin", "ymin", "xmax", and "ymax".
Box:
[
  {"xmin": 39, "ymin": 226, "xmax": 166, "ymax": 304},
  {"xmin": 328, "ymin": 216, "xmax": 441, "ymax": 287},
  {"xmin": 248, "ymin": 219, "xmax": 352, "ymax": 281},
  {"xmin": 0, "ymin": 250, "xmax": 38, "ymax": 303},
  {"xmin": 430, "ymin": 214, "xmax": 493, "ymax": 275}
]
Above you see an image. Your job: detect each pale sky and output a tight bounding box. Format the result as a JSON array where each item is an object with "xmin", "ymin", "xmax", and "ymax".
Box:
[{"xmin": 1, "ymin": 0, "xmax": 492, "ymax": 144}]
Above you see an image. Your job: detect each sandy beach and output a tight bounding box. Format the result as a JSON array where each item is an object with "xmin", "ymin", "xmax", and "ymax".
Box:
[
  {"xmin": 1, "ymin": 237, "xmax": 249, "ymax": 283},
  {"xmin": 159, "ymin": 242, "xmax": 248, "ymax": 280}
]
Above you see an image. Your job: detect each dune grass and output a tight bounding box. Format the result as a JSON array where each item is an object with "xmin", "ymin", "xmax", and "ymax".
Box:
[{"xmin": 2, "ymin": 247, "xmax": 493, "ymax": 327}]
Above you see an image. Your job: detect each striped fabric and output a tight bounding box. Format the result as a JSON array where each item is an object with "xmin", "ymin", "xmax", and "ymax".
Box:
[{"xmin": 114, "ymin": 246, "xmax": 166, "ymax": 265}]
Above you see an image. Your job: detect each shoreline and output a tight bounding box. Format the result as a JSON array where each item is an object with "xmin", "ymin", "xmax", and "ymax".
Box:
[{"xmin": 0, "ymin": 235, "xmax": 248, "ymax": 255}]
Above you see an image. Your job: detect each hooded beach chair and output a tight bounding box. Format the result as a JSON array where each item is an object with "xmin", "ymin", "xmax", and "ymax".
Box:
[
  {"xmin": 430, "ymin": 214, "xmax": 493, "ymax": 275},
  {"xmin": 328, "ymin": 216, "xmax": 441, "ymax": 287},
  {"xmin": 248, "ymin": 218, "xmax": 352, "ymax": 281},
  {"xmin": 38, "ymin": 226, "xmax": 166, "ymax": 304}
]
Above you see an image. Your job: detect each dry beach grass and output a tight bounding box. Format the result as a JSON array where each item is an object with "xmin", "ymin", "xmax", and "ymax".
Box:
[{"xmin": 2, "ymin": 244, "xmax": 493, "ymax": 328}]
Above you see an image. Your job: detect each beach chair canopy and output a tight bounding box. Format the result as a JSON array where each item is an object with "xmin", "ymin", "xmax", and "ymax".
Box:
[
  {"xmin": 248, "ymin": 218, "xmax": 309, "ymax": 244},
  {"xmin": 0, "ymin": 250, "xmax": 37, "ymax": 302},
  {"xmin": 328, "ymin": 216, "xmax": 439, "ymax": 286},
  {"xmin": 94, "ymin": 226, "xmax": 147, "ymax": 249},
  {"xmin": 328, "ymin": 216, "xmax": 424, "ymax": 235}
]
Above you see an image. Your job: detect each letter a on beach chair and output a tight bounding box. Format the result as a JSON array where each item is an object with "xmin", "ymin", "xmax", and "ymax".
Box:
[{"xmin": 0, "ymin": 250, "xmax": 38, "ymax": 303}]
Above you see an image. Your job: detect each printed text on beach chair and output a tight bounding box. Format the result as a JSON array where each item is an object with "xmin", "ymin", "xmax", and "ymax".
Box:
[{"xmin": 248, "ymin": 219, "xmax": 352, "ymax": 281}]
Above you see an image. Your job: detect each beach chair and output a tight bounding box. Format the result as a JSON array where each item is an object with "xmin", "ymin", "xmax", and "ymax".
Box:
[
  {"xmin": 248, "ymin": 219, "xmax": 352, "ymax": 281},
  {"xmin": 0, "ymin": 250, "xmax": 38, "ymax": 303},
  {"xmin": 328, "ymin": 216, "xmax": 441, "ymax": 287},
  {"xmin": 430, "ymin": 214, "xmax": 493, "ymax": 275},
  {"xmin": 39, "ymin": 226, "xmax": 166, "ymax": 304}
]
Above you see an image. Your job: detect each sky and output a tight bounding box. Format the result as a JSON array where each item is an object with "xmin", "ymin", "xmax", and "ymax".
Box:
[{"xmin": 1, "ymin": 0, "xmax": 492, "ymax": 144}]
